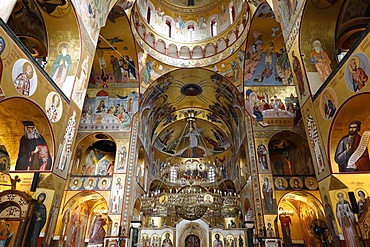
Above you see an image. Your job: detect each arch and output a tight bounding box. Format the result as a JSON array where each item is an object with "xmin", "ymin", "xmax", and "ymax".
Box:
[
  {"xmin": 205, "ymin": 43, "xmax": 216, "ymax": 57},
  {"xmin": 156, "ymin": 39, "xmax": 166, "ymax": 54},
  {"xmin": 329, "ymin": 93, "xmax": 370, "ymax": 173},
  {"xmin": 146, "ymin": 33, "xmax": 155, "ymax": 48},
  {"xmin": 277, "ymin": 191, "xmax": 327, "ymax": 246},
  {"xmin": 167, "ymin": 44, "xmax": 178, "ymax": 58},
  {"xmin": 217, "ymin": 38, "xmax": 227, "ymax": 52},
  {"xmin": 138, "ymin": 24, "xmax": 146, "ymax": 39},
  {"xmin": 192, "ymin": 46, "xmax": 203, "ymax": 59},
  {"xmin": 176, "ymin": 219, "xmax": 209, "ymax": 247},
  {"xmin": 71, "ymin": 132, "xmax": 117, "ymax": 176},
  {"xmin": 57, "ymin": 191, "xmax": 110, "ymax": 245},
  {"xmin": 179, "ymin": 46, "xmax": 190, "ymax": 59},
  {"xmin": 0, "ymin": 97, "xmax": 55, "ymax": 171},
  {"xmin": 268, "ymin": 131, "xmax": 314, "ymax": 176},
  {"xmin": 228, "ymin": 31, "xmax": 237, "ymax": 45}
]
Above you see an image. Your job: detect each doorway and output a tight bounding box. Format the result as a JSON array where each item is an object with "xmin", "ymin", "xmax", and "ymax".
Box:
[{"xmin": 185, "ymin": 234, "xmax": 200, "ymax": 247}]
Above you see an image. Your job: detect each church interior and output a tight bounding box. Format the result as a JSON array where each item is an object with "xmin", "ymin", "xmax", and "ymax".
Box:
[{"xmin": 0, "ymin": 0, "xmax": 369, "ymax": 246}]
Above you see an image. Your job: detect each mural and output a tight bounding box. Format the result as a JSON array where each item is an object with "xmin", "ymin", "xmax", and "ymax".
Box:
[
  {"xmin": 329, "ymin": 94, "xmax": 370, "ymax": 173},
  {"xmin": 268, "ymin": 132, "xmax": 314, "ymax": 176},
  {"xmin": 79, "ymin": 90, "xmax": 139, "ymax": 131},
  {"xmin": 244, "ymin": 3, "xmax": 292, "ymax": 87},
  {"xmin": 12, "ymin": 59, "xmax": 38, "ymax": 97},
  {"xmin": 15, "ymin": 120, "xmax": 52, "ymax": 171},
  {"xmin": 345, "ymin": 53, "xmax": 369, "ymax": 92}
]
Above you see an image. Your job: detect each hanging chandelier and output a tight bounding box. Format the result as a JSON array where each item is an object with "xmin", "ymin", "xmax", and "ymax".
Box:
[{"xmin": 142, "ymin": 109, "xmax": 240, "ymax": 220}]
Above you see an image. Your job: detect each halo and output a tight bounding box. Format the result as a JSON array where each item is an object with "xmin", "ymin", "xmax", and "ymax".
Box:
[
  {"xmin": 355, "ymin": 188, "xmax": 368, "ymax": 198},
  {"xmin": 348, "ymin": 55, "xmax": 360, "ymax": 74},
  {"xmin": 334, "ymin": 189, "xmax": 347, "ymax": 201},
  {"xmin": 22, "ymin": 61, "xmax": 34, "ymax": 79},
  {"xmin": 0, "ymin": 35, "xmax": 10, "ymax": 59},
  {"xmin": 98, "ymin": 178, "xmax": 111, "ymax": 190},
  {"xmin": 309, "ymin": 37, "xmax": 325, "ymax": 50},
  {"xmin": 83, "ymin": 177, "xmax": 96, "ymax": 188},
  {"xmin": 274, "ymin": 177, "xmax": 287, "ymax": 189},
  {"xmin": 36, "ymin": 191, "xmax": 48, "ymax": 203},
  {"xmin": 56, "ymin": 42, "xmax": 71, "ymax": 54}
]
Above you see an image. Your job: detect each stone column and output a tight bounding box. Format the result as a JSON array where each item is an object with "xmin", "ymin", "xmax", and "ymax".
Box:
[{"xmin": 0, "ymin": 0, "xmax": 17, "ymax": 23}]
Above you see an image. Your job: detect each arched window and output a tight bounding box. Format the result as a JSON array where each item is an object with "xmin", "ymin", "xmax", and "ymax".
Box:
[
  {"xmin": 165, "ymin": 20, "xmax": 171, "ymax": 38},
  {"xmin": 170, "ymin": 166, "xmax": 177, "ymax": 183},
  {"xmin": 208, "ymin": 166, "xmax": 215, "ymax": 182},
  {"xmin": 230, "ymin": 4, "xmax": 235, "ymax": 23},
  {"xmin": 211, "ymin": 19, "xmax": 218, "ymax": 37},
  {"xmin": 147, "ymin": 6, "xmax": 151, "ymax": 24},
  {"xmin": 187, "ymin": 25, "xmax": 195, "ymax": 42}
]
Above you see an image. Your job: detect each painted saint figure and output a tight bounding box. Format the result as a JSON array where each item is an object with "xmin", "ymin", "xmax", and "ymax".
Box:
[
  {"xmin": 57, "ymin": 111, "xmax": 76, "ymax": 171},
  {"xmin": 26, "ymin": 193, "xmax": 47, "ymax": 247},
  {"xmin": 15, "ymin": 121, "xmax": 52, "ymax": 171},
  {"xmin": 162, "ymin": 233, "xmax": 173, "ymax": 247},
  {"xmin": 46, "ymin": 94, "xmax": 60, "ymax": 122},
  {"xmin": 323, "ymin": 195, "xmax": 340, "ymax": 246},
  {"xmin": 257, "ymin": 142, "xmax": 268, "ymax": 170},
  {"xmin": 357, "ymin": 190, "xmax": 366, "ymax": 217},
  {"xmin": 262, "ymin": 177, "xmax": 274, "ymax": 213},
  {"xmin": 306, "ymin": 109, "xmax": 325, "ymax": 174},
  {"xmin": 88, "ymin": 215, "xmax": 106, "ymax": 245},
  {"xmin": 14, "ymin": 62, "xmax": 33, "ymax": 96},
  {"xmin": 213, "ymin": 233, "xmax": 223, "ymax": 247},
  {"xmin": 348, "ymin": 55, "xmax": 368, "ymax": 92},
  {"xmin": 335, "ymin": 120, "xmax": 370, "ymax": 172},
  {"xmin": 323, "ymin": 92, "xmax": 336, "ymax": 119},
  {"xmin": 335, "ymin": 192, "xmax": 362, "ymax": 247},
  {"xmin": 309, "ymin": 40, "xmax": 332, "ymax": 82},
  {"xmin": 292, "ymin": 50, "xmax": 306, "ymax": 97},
  {"xmin": 279, "ymin": 211, "xmax": 292, "ymax": 247},
  {"xmin": 51, "ymin": 45, "xmax": 72, "ymax": 88}
]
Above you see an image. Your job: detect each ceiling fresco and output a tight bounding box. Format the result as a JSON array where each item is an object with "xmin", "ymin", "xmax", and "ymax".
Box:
[
  {"xmin": 244, "ymin": 2, "xmax": 291, "ymax": 87},
  {"xmin": 139, "ymin": 68, "xmax": 246, "ymax": 157}
]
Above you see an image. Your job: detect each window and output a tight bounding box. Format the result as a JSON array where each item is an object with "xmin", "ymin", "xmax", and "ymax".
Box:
[
  {"xmin": 208, "ymin": 166, "xmax": 215, "ymax": 183},
  {"xmin": 211, "ymin": 19, "xmax": 218, "ymax": 37},
  {"xmin": 170, "ymin": 166, "xmax": 177, "ymax": 183},
  {"xmin": 146, "ymin": 6, "xmax": 151, "ymax": 24},
  {"xmin": 230, "ymin": 4, "xmax": 235, "ymax": 23},
  {"xmin": 165, "ymin": 20, "xmax": 171, "ymax": 38},
  {"xmin": 187, "ymin": 25, "xmax": 195, "ymax": 41}
]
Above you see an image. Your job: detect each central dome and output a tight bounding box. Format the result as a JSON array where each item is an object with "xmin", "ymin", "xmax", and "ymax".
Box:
[{"xmin": 159, "ymin": 0, "xmax": 225, "ymax": 13}]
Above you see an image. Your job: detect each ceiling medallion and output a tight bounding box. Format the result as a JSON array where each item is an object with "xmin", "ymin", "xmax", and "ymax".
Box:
[{"xmin": 181, "ymin": 84, "xmax": 202, "ymax": 96}]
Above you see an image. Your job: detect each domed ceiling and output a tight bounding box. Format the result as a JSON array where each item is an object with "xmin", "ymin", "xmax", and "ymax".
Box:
[{"xmin": 139, "ymin": 68, "xmax": 246, "ymax": 159}]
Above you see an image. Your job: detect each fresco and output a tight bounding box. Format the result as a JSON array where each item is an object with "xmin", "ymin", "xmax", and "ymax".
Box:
[
  {"xmin": 12, "ymin": 59, "xmax": 38, "ymax": 97},
  {"xmin": 45, "ymin": 92, "xmax": 63, "ymax": 123},
  {"xmin": 244, "ymin": 3, "xmax": 293, "ymax": 87},
  {"xmin": 345, "ymin": 52, "xmax": 369, "ymax": 93},
  {"xmin": 35, "ymin": 0, "xmax": 72, "ymax": 17},
  {"xmin": 79, "ymin": 90, "xmax": 139, "ymax": 131},
  {"xmin": 72, "ymin": 0, "xmax": 112, "ymax": 43}
]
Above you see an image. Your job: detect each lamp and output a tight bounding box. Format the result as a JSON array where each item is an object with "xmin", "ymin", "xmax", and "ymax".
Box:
[{"xmin": 141, "ymin": 109, "xmax": 241, "ymax": 221}]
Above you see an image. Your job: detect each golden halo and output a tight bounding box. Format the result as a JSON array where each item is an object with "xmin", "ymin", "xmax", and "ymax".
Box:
[
  {"xmin": 309, "ymin": 37, "xmax": 324, "ymax": 50},
  {"xmin": 56, "ymin": 42, "xmax": 71, "ymax": 54},
  {"xmin": 334, "ymin": 190, "xmax": 347, "ymax": 201},
  {"xmin": 69, "ymin": 178, "xmax": 81, "ymax": 189},
  {"xmin": 22, "ymin": 61, "xmax": 34, "ymax": 79},
  {"xmin": 348, "ymin": 55, "xmax": 360, "ymax": 74},
  {"xmin": 355, "ymin": 188, "xmax": 368, "ymax": 198},
  {"xmin": 98, "ymin": 178, "xmax": 111, "ymax": 190}
]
